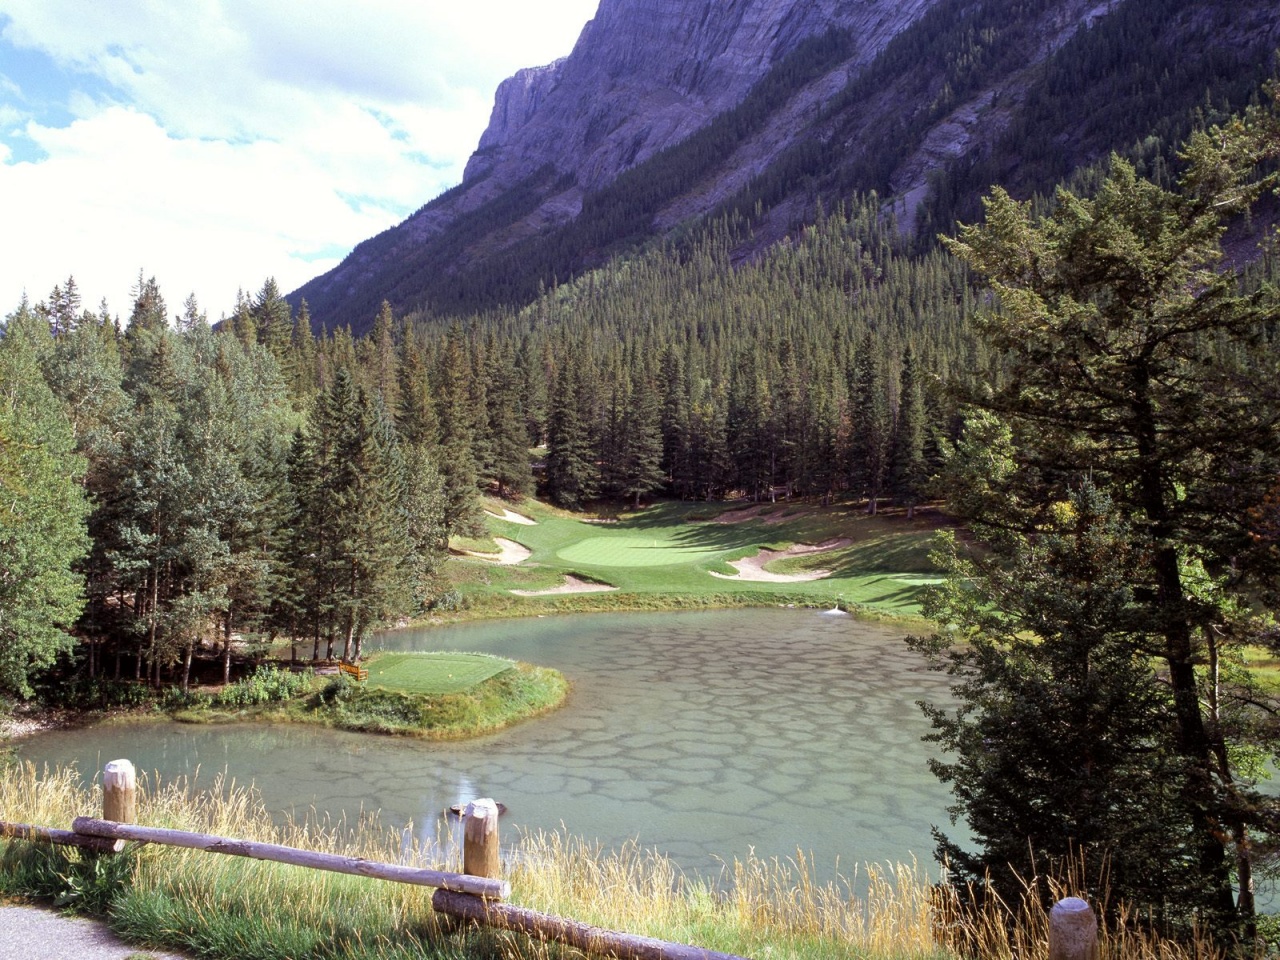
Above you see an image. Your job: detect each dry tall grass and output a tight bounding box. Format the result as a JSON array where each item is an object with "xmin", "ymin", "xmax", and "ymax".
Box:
[{"xmin": 0, "ymin": 762, "xmax": 1221, "ymax": 960}]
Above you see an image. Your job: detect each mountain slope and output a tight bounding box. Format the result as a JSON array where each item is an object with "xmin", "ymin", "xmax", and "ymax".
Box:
[{"xmin": 291, "ymin": 0, "xmax": 1280, "ymax": 334}]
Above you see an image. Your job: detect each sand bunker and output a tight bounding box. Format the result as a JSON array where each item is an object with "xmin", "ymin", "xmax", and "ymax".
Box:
[
  {"xmin": 510, "ymin": 575, "xmax": 618, "ymax": 596},
  {"xmin": 709, "ymin": 538, "xmax": 852, "ymax": 583},
  {"xmin": 464, "ymin": 537, "xmax": 532, "ymax": 565},
  {"xmin": 485, "ymin": 508, "xmax": 537, "ymax": 525}
]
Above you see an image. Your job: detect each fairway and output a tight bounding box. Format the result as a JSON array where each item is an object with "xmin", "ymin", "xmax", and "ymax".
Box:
[
  {"xmin": 366, "ymin": 653, "xmax": 514, "ymax": 694},
  {"xmin": 557, "ymin": 536, "xmax": 726, "ymax": 567}
]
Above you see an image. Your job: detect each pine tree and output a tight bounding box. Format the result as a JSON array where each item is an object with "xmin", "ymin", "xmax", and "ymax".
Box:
[
  {"xmin": 253, "ymin": 277, "xmax": 293, "ymax": 365},
  {"xmin": 847, "ymin": 332, "xmax": 889, "ymax": 513},
  {"xmin": 617, "ymin": 373, "xmax": 665, "ymax": 508},
  {"xmin": 888, "ymin": 345, "xmax": 928, "ymax": 517},
  {"xmin": 0, "ymin": 303, "xmax": 91, "ymax": 697},
  {"xmin": 397, "ymin": 331, "xmax": 439, "ymax": 449},
  {"xmin": 435, "ymin": 326, "xmax": 483, "ymax": 534},
  {"xmin": 289, "ymin": 300, "xmax": 319, "ymax": 401},
  {"xmin": 545, "ymin": 354, "xmax": 598, "ymax": 508},
  {"xmin": 919, "ymin": 94, "xmax": 1280, "ymax": 937},
  {"xmin": 485, "ymin": 339, "xmax": 534, "ymax": 499}
]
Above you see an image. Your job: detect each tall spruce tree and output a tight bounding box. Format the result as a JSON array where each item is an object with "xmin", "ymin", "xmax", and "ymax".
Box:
[
  {"xmin": 0, "ymin": 304, "xmax": 91, "ymax": 697},
  {"xmin": 847, "ymin": 332, "xmax": 889, "ymax": 513},
  {"xmin": 888, "ymin": 345, "xmax": 928, "ymax": 517},
  {"xmin": 545, "ymin": 354, "xmax": 598, "ymax": 508},
  {"xmin": 916, "ymin": 93, "xmax": 1280, "ymax": 938}
]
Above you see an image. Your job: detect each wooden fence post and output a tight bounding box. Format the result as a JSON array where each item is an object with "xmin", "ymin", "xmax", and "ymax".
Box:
[
  {"xmin": 1049, "ymin": 897, "xmax": 1098, "ymax": 960},
  {"xmin": 462, "ymin": 799, "xmax": 501, "ymax": 880},
  {"xmin": 102, "ymin": 759, "xmax": 136, "ymax": 824}
]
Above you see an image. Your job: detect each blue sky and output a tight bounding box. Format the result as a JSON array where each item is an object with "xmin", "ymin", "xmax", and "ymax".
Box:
[{"xmin": 0, "ymin": 0, "xmax": 598, "ymax": 319}]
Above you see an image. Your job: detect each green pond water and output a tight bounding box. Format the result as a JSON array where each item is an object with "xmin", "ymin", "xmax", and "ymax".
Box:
[{"xmin": 18, "ymin": 609, "xmax": 957, "ymax": 884}]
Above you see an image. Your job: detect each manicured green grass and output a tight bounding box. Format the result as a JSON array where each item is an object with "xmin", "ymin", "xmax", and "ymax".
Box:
[
  {"xmin": 445, "ymin": 497, "xmax": 949, "ymax": 620},
  {"xmin": 168, "ymin": 659, "xmax": 566, "ymax": 740},
  {"xmin": 364, "ymin": 652, "xmax": 513, "ymax": 695},
  {"xmin": 313, "ymin": 663, "xmax": 566, "ymax": 739},
  {"xmin": 558, "ymin": 535, "xmax": 728, "ymax": 567}
]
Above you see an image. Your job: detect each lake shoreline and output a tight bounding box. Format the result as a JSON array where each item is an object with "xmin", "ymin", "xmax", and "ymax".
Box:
[{"xmin": 3, "ymin": 661, "xmax": 569, "ymax": 748}]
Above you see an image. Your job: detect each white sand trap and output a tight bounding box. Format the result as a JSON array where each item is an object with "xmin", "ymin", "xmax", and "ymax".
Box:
[
  {"xmin": 710, "ymin": 538, "xmax": 852, "ymax": 583},
  {"xmin": 485, "ymin": 508, "xmax": 537, "ymax": 525},
  {"xmin": 510, "ymin": 575, "xmax": 618, "ymax": 596},
  {"xmin": 464, "ymin": 537, "xmax": 532, "ymax": 565}
]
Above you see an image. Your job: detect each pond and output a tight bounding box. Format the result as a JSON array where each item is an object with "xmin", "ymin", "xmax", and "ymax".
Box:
[{"xmin": 19, "ymin": 609, "xmax": 958, "ymax": 885}]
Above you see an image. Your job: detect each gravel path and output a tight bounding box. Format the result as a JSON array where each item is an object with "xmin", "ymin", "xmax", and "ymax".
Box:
[{"xmin": 0, "ymin": 904, "xmax": 189, "ymax": 959}]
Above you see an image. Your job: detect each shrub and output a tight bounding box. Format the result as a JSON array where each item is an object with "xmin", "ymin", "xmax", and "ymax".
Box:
[{"xmin": 215, "ymin": 667, "xmax": 312, "ymax": 708}]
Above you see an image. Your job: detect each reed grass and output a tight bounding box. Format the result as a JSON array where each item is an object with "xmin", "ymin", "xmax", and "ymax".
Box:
[{"xmin": 0, "ymin": 762, "xmax": 1218, "ymax": 960}]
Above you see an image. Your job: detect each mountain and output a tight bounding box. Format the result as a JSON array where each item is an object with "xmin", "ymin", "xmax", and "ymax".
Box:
[{"xmin": 291, "ymin": 0, "xmax": 1280, "ymax": 334}]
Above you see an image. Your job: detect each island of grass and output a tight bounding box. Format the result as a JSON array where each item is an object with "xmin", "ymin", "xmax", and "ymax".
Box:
[{"xmin": 173, "ymin": 653, "xmax": 567, "ymax": 740}]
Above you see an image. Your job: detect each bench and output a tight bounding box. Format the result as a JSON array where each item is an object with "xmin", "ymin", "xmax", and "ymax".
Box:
[{"xmin": 338, "ymin": 661, "xmax": 368, "ymax": 682}]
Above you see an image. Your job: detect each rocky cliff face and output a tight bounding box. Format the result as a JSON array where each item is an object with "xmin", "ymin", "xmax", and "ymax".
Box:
[
  {"xmin": 465, "ymin": 0, "xmax": 934, "ymax": 191},
  {"xmin": 291, "ymin": 0, "xmax": 1280, "ymax": 332}
]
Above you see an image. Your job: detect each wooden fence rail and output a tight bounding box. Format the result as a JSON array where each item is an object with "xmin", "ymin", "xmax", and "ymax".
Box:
[
  {"xmin": 69, "ymin": 817, "xmax": 509, "ymax": 900},
  {"xmin": 0, "ymin": 821, "xmax": 123, "ymax": 854},
  {"xmin": 0, "ymin": 760, "xmax": 1101, "ymax": 960}
]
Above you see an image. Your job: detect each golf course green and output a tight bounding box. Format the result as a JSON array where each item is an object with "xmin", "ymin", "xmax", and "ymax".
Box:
[
  {"xmin": 364, "ymin": 652, "xmax": 515, "ymax": 694},
  {"xmin": 446, "ymin": 497, "xmax": 948, "ymax": 619},
  {"xmin": 558, "ymin": 536, "xmax": 728, "ymax": 566}
]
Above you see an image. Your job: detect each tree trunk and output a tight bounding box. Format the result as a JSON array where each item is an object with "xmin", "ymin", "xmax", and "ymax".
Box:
[
  {"xmin": 222, "ymin": 616, "xmax": 233, "ymax": 685},
  {"xmin": 1132, "ymin": 373, "xmax": 1237, "ymax": 929},
  {"xmin": 181, "ymin": 641, "xmax": 193, "ymax": 695}
]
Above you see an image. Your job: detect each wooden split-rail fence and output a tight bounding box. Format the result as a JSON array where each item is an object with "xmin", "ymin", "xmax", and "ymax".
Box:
[{"xmin": 0, "ymin": 760, "xmax": 1103, "ymax": 960}]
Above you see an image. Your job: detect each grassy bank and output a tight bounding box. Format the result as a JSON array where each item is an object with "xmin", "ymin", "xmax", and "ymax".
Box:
[
  {"xmin": 171, "ymin": 656, "xmax": 567, "ymax": 740},
  {"xmin": 0, "ymin": 764, "xmax": 1213, "ymax": 960},
  {"xmin": 439, "ymin": 497, "xmax": 946, "ymax": 624}
]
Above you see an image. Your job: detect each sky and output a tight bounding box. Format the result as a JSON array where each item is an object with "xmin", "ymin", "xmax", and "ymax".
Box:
[{"xmin": 0, "ymin": 0, "xmax": 599, "ymax": 321}]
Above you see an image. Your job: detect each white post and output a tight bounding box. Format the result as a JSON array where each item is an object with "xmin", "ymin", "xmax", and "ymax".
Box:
[
  {"xmin": 1049, "ymin": 897, "xmax": 1098, "ymax": 960},
  {"xmin": 102, "ymin": 759, "xmax": 137, "ymax": 824}
]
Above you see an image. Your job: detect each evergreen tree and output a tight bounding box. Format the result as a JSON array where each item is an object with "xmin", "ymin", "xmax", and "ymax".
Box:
[
  {"xmin": 231, "ymin": 289, "xmax": 257, "ymax": 350},
  {"xmin": 396, "ymin": 331, "xmax": 439, "ymax": 449},
  {"xmin": 616, "ymin": 373, "xmax": 665, "ymax": 508},
  {"xmin": 361, "ymin": 300, "xmax": 399, "ymax": 414},
  {"xmin": 485, "ymin": 339, "xmax": 534, "ymax": 498},
  {"xmin": 289, "ymin": 300, "xmax": 319, "ymax": 401},
  {"xmin": 847, "ymin": 332, "xmax": 889, "ymax": 513},
  {"xmin": 253, "ymin": 277, "xmax": 293, "ymax": 365},
  {"xmin": 545, "ymin": 354, "xmax": 598, "ymax": 508},
  {"xmin": 918, "ymin": 95, "xmax": 1280, "ymax": 937},
  {"xmin": 434, "ymin": 326, "xmax": 483, "ymax": 534},
  {"xmin": 0, "ymin": 304, "xmax": 91, "ymax": 697},
  {"xmin": 888, "ymin": 345, "xmax": 928, "ymax": 517},
  {"xmin": 915, "ymin": 480, "xmax": 1197, "ymax": 922}
]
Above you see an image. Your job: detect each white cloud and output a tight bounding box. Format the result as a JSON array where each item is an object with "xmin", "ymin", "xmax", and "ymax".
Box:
[{"xmin": 0, "ymin": 0, "xmax": 598, "ymax": 318}]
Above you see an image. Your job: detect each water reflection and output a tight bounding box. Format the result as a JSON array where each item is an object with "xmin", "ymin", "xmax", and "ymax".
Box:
[{"xmin": 20, "ymin": 609, "xmax": 956, "ymax": 884}]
